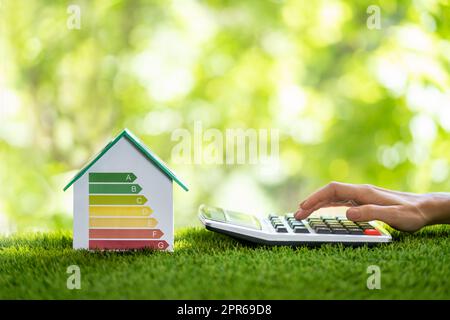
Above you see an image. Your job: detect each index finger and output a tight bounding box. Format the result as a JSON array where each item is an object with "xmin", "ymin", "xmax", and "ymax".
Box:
[{"xmin": 300, "ymin": 182, "xmax": 395, "ymax": 211}]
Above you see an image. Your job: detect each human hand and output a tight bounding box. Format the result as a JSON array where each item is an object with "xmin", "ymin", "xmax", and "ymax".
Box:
[{"xmin": 294, "ymin": 182, "xmax": 450, "ymax": 232}]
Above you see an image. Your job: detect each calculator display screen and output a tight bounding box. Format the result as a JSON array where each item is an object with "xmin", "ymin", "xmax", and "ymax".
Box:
[{"xmin": 201, "ymin": 206, "xmax": 261, "ymax": 230}]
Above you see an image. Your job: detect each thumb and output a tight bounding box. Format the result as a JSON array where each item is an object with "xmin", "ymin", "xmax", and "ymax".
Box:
[{"xmin": 346, "ymin": 204, "xmax": 398, "ymax": 226}]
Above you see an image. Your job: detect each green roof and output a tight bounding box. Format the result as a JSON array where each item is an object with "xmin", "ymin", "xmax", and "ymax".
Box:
[{"xmin": 63, "ymin": 129, "xmax": 188, "ymax": 192}]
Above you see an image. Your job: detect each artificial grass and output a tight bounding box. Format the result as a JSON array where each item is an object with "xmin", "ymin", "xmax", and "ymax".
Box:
[{"xmin": 1, "ymin": 226, "xmax": 449, "ymax": 299}]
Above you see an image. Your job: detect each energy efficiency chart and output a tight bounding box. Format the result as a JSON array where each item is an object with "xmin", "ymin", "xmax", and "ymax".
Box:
[
  {"xmin": 88, "ymin": 172, "xmax": 168, "ymax": 250},
  {"xmin": 65, "ymin": 129, "xmax": 188, "ymax": 251}
]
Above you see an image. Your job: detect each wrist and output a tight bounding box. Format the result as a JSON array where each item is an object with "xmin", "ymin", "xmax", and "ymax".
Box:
[{"xmin": 420, "ymin": 193, "xmax": 450, "ymax": 225}]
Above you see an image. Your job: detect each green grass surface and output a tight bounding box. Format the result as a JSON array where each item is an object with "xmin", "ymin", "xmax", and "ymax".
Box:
[{"xmin": 1, "ymin": 226, "xmax": 450, "ymax": 299}]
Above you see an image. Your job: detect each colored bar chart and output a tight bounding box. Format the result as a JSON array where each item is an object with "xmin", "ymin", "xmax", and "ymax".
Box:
[
  {"xmin": 89, "ymin": 206, "xmax": 153, "ymax": 216},
  {"xmin": 89, "ymin": 229, "xmax": 164, "ymax": 239},
  {"xmin": 89, "ymin": 172, "xmax": 137, "ymax": 183},
  {"xmin": 89, "ymin": 195, "xmax": 148, "ymax": 205},
  {"xmin": 89, "ymin": 240, "xmax": 169, "ymax": 250},
  {"xmin": 89, "ymin": 184, "xmax": 143, "ymax": 194},
  {"xmin": 90, "ymin": 217, "xmax": 158, "ymax": 228},
  {"xmin": 88, "ymin": 172, "xmax": 164, "ymax": 250}
]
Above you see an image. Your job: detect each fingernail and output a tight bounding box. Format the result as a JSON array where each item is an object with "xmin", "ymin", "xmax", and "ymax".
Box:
[{"xmin": 347, "ymin": 208, "xmax": 361, "ymax": 220}]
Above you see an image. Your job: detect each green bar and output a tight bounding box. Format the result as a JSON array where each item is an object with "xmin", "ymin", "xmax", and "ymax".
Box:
[
  {"xmin": 89, "ymin": 172, "xmax": 137, "ymax": 183},
  {"xmin": 89, "ymin": 184, "xmax": 142, "ymax": 194},
  {"xmin": 89, "ymin": 195, "xmax": 148, "ymax": 205}
]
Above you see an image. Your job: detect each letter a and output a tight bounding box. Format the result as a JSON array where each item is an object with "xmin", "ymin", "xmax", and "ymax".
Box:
[
  {"xmin": 66, "ymin": 265, "xmax": 81, "ymax": 289},
  {"xmin": 366, "ymin": 265, "xmax": 381, "ymax": 289},
  {"xmin": 366, "ymin": 5, "xmax": 381, "ymax": 30},
  {"xmin": 171, "ymin": 129, "xmax": 192, "ymax": 164},
  {"xmin": 67, "ymin": 5, "xmax": 81, "ymax": 30}
]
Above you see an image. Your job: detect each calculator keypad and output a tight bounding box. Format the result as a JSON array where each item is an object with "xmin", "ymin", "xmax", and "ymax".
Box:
[
  {"xmin": 308, "ymin": 217, "xmax": 381, "ymax": 235},
  {"xmin": 286, "ymin": 214, "xmax": 310, "ymax": 233},
  {"xmin": 268, "ymin": 213, "xmax": 310, "ymax": 233},
  {"xmin": 267, "ymin": 214, "xmax": 382, "ymax": 236},
  {"xmin": 268, "ymin": 215, "xmax": 288, "ymax": 233}
]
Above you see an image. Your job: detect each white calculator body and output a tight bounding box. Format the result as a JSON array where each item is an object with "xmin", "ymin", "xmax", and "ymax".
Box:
[{"xmin": 198, "ymin": 205, "xmax": 392, "ymax": 245}]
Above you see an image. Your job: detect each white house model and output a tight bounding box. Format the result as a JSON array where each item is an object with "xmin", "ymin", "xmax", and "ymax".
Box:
[{"xmin": 63, "ymin": 129, "xmax": 188, "ymax": 251}]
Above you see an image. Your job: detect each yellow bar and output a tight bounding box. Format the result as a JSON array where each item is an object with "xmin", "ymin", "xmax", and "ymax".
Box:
[
  {"xmin": 89, "ymin": 217, "xmax": 158, "ymax": 228},
  {"xmin": 89, "ymin": 206, "xmax": 153, "ymax": 217}
]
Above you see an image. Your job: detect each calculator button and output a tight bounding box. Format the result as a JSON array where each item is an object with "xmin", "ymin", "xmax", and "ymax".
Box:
[
  {"xmin": 348, "ymin": 229, "xmax": 364, "ymax": 235},
  {"xmin": 276, "ymin": 226, "xmax": 288, "ymax": 233},
  {"xmin": 364, "ymin": 229, "xmax": 381, "ymax": 236},
  {"xmin": 327, "ymin": 223, "xmax": 343, "ymax": 228},
  {"xmin": 315, "ymin": 227, "xmax": 332, "ymax": 234},
  {"xmin": 342, "ymin": 223, "xmax": 357, "ymax": 227},
  {"xmin": 268, "ymin": 214, "xmax": 278, "ymax": 220},
  {"xmin": 310, "ymin": 223, "xmax": 328, "ymax": 229},
  {"xmin": 346, "ymin": 225, "xmax": 362, "ymax": 230},
  {"xmin": 285, "ymin": 213, "xmax": 294, "ymax": 218},
  {"xmin": 331, "ymin": 228, "xmax": 349, "ymax": 234},
  {"xmin": 294, "ymin": 226, "xmax": 309, "ymax": 233}
]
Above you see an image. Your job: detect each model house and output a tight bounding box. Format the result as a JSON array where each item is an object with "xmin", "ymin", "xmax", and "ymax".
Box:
[{"xmin": 63, "ymin": 129, "xmax": 188, "ymax": 251}]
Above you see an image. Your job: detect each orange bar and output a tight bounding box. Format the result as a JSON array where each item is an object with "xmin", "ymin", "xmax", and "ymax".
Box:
[{"xmin": 89, "ymin": 229, "xmax": 164, "ymax": 239}]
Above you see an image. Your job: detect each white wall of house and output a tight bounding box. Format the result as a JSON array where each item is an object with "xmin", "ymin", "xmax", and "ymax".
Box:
[{"xmin": 73, "ymin": 137, "xmax": 174, "ymax": 250}]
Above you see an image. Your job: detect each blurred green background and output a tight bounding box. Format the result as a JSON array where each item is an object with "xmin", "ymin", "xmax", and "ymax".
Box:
[{"xmin": 0, "ymin": 0, "xmax": 449, "ymax": 233}]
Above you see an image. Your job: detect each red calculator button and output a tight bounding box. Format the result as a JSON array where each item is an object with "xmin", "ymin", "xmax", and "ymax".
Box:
[{"xmin": 364, "ymin": 229, "xmax": 381, "ymax": 236}]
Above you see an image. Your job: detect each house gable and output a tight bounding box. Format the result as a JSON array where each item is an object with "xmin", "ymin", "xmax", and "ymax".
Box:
[{"xmin": 63, "ymin": 129, "xmax": 188, "ymax": 192}]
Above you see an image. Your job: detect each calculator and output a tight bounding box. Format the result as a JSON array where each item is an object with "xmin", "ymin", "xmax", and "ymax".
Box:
[{"xmin": 198, "ymin": 205, "xmax": 392, "ymax": 246}]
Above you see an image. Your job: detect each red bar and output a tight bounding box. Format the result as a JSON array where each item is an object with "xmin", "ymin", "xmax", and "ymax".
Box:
[
  {"xmin": 89, "ymin": 240, "xmax": 169, "ymax": 250},
  {"xmin": 89, "ymin": 229, "xmax": 164, "ymax": 239}
]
